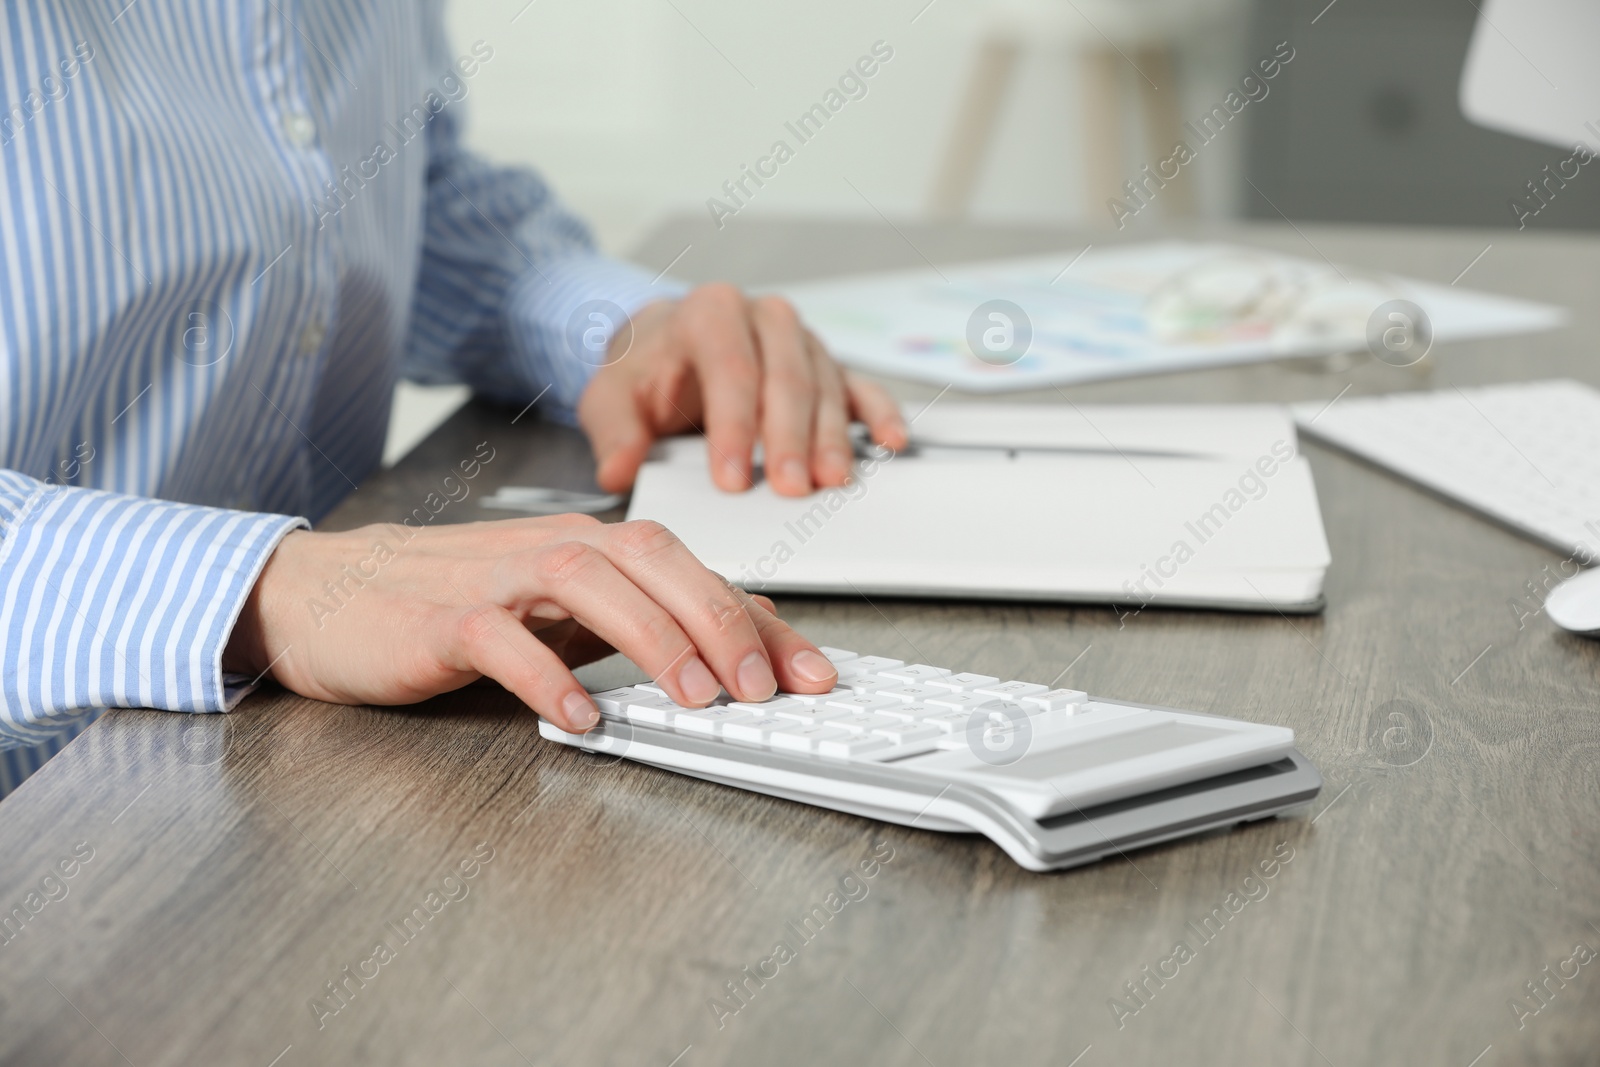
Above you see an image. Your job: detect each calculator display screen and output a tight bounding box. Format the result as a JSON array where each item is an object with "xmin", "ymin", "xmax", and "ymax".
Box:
[{"xmin": 983, "ymin": 722, "xmax": 1226, "ymax": 780}]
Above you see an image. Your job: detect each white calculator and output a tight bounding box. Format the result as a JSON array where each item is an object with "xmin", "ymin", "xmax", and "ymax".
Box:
[{"xmin": 539, "ymin": 647, "xmax": 1322, "ymax": 871}]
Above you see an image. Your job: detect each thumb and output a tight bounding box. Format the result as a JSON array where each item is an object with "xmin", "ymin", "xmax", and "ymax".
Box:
[{"xmin": 579, "ymin": 377, "xmax": 656, "ymax": 492}]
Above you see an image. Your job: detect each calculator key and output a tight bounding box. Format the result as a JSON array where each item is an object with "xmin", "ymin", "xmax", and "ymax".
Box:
[
  {"xmin": 771, "ymin": 705, "xmax": 847, "ymax": 724},
  {"xmin": 621, "ymin": 695, "xmax": 685, "ymax": 726},
  {"xmin": 768, "ymin": 725, "xmax": 852, "ymax": 753},
  {"xmin": 839, "ymin": 674, "xmax": 896, "ymax": 693},
  {"xmin": 817, "ymin": 646, "xmax": 859, "ymax": 664},
  {"xmin": 728, "ymin": 697, "xmax": 805, "ymax": 715},
  {"xmin": 974, "ymin": 700, "xmax": 1036, "ymax": 725},
  {"xmin": 869, "ymin": 723, "xmax": 942, "ymax": 745},
  {"xmin": 823, "ymin": 693, "xmax": 904, "ymax": 714},
  {"xmin": 640, "ymin": 681, "xmax": 729, "ymax": 705},
  {"xmin": 875, "ymin": 684, "xmax": 946, "ymax": 703},
  {"xmin": 780, "ymin": 688, "xmax": 854, "ymax": 705},
  {"xmin": 924, "ymin": 691, "xmax": 992, "ymax": 712},
  {"xmin": 722, "ymin": 717, "xmax": 791, "ymax": 744},
  {"xmin": 855, "ymin": 739, "xmax": 942, "ymax": 761},
  {"xmin": 591, "ymin": 687, "xmax": 652, "ymax": 717},
  {"xmin": 872, "ymin": 702, "xmax": 938, "ymax": 722},
  {"xmin": 925, "ymin": 672, "xmax": 1000, "ymax": 691},
  {"xmin": 816, "ymin": 734, "xmax": 892, "ymax": 758},
  {"xmin": 849, "ymin": 655, "xmax": 905, "ymax": 672},
  {"xmin": 975, "ymin": 681, "xmax": 1050, "ymax": 700},
  {"xmin": 673, "ymin": 707, "xmax": 756, "ymax": 735},
  {"xmin": 1021, "ymin": 688, "xmax": 1088, "ymax": 712},
  {"xmin": 878, "ymin": 664, "xmax": 950, "ymax": 683},
  {"xmin": 919, "ymin": 711, "xmax": 972, "ymax": 734},
  {"xmin": 828, "ymin": 713, "xmax": 901, "ymax": 734}
]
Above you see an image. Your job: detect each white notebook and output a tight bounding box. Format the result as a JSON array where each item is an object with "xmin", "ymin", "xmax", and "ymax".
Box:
[{"xmin": 627, "ymin": 404, "xmax": 1332, "ymax": 612}]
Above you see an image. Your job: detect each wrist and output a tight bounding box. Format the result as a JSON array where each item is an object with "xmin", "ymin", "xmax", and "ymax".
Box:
[{"xmin": 223, "ymin": 529, "xmax": 302, "ymax": 678}]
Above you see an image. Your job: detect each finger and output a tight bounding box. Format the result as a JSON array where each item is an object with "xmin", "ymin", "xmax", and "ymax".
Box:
[
  {"xmin": 681, "ymin": 284, "xmax": 761, "ymax": 491},
  {"xmin": 528, "ymin": 618, "xmax": 616, "ymax": 669},
  {"xmin": 807, "ymin": 334, "xmax": 855, "ymax": 488},
  {"xmin": 750, "ymin": 296, "xmax": 816, "ymax": 496},
  {"xmin": 495, "ymin": 540, "xmax": 741, "ymax": 707},
  {"xmin": 844, "ymin": 370, "xmax": 908, "ymax": 451},
  {"xmin": 578, "ymin": 373, "xmax": 656, "ymax": 493},
  {"xmin": 750, "ymin": 593, "xmax": 777, "ymax": 614},
  {"xmin": 574, "ymin": 519, "xmax": 784, "ymax": 703},
  {"xmin": 726, "ymin": 584, "xmax": 837, "ymax": 693},
  {"xmin": 452, "ymin": 603, "xmax": 599, "ymax": 731}
]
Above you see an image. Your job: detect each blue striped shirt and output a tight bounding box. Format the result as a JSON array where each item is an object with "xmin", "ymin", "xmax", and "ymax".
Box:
[{"xmin": 0, "ymin": 0, "xmax": 682, "ymax": 794}]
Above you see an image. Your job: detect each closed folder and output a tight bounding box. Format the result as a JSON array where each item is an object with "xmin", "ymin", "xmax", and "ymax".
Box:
[{"xmin": 626, "ymin": 403, "xmax": 1332, "ymax": 612}]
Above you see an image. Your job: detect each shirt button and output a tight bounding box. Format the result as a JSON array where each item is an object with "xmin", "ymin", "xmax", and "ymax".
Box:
[
  {"xmin": 298, "ymin": 318, "xmax": 327, "ymax": 356},
  {"xmin": 282, "ymin": 112, "xmax": 317, "ymax": 147}
]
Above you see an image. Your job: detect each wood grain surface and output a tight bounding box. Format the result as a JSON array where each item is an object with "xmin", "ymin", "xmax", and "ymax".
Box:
[{"xmin": 1, "ymin": 217, "xmax": 1596, "ymax": 1067}]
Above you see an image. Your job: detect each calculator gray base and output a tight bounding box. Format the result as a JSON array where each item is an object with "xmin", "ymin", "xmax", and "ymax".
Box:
[
  {"xmin": 676, "ymin": 752, "xmax": 1320, "ymax": 871},
  {"xmin": 571, "ymin": 703, "xmax": 1321, "ymax": 872}
]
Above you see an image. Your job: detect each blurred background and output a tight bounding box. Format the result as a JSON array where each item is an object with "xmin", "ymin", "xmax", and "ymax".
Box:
[
  {"xmin": 442, "ymin": 0, "xmax": 1600, "ymax": 246},
  {"xmin": 388, "ymin": 0, "xmax": 1600, "ymax": 460}
]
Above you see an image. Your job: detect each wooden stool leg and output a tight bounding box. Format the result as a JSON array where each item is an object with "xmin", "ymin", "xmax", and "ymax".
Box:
[
  {"xmin": 1134, "ymin": 44, "xmax": 1195, "ymax": 218},
  {"xmin": 1079, "ymin": 46, "xmax": 1126, "ymax": 224},
  {"xmin": 926, "ymin": 35, "xmax": 1020, "ymax": 220}
]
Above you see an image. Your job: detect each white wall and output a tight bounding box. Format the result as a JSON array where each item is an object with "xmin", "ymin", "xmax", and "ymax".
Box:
[{"xmin": 441, "ymin": 0, "xmax": 1255, "ymax": 253}]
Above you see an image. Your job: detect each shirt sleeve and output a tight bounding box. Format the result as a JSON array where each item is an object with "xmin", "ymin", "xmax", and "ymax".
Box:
[
  {"xmin": 401, "ymin": 29, "xmax": 686, "ymax": 425},
  {"xmin": 0, "ymin": 470, "xmax": 307, "ymax": 750}
]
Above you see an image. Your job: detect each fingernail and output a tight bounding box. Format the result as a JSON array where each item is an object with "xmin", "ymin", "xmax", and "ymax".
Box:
[
  {"xmin": 677, "ymin": 657, "xmax": 722, "ymax": 705},
  {"xmin": 736, "ymin": 650, "xmax": 777, "ymax": 700},
  {"xmin": 790, "ymin": 649, "xmax": 837, "ymax": 685},
  {"xmin": 563, "ymin": 690, "xmax": 600, "ymax": 729},
  {"xmin": 780, "ymin": 457, "xmax": 809, "ymax": 489},
  {"xmin": 720, "ymin": 455, "xmax": 747, "ymax": 488}
]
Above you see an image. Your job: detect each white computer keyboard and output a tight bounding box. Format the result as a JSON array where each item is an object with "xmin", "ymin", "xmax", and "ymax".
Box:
[
  {"xmin": 539, "ymin": 647, "xmax": 1315, "ymax": 871},
  {"xmin": 1294, "ymin": 379, "xmax": 1600, "ymax": 560}
]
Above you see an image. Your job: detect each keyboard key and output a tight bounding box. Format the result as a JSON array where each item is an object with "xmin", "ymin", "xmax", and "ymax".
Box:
[
  {"xmin": 817, "ymin": 646, "xmax": 859, "ymax": 664},
  {"xmin": 925, "ymin": 672, "xmax": 1000, "ymax": 691},
  {"xmin": 768, "ymin": 724, "xmax": 852, "ymax": 753},
  {"xmin": 1022, "ymin": 688, "xmax": 1088, "ymax": 712},
  {"xmin": 975, "ymin": 681, "xmax": 1050, "ymax": 701},
  {"xmin": 878, "ymin": 664, "xmax": 950, "ymax": 683},
  {"xmin": 816, "ymin": 733, "xmax": 892, "ymax": 758},
  {"xmin": 823, "ymin": 693, "xmax": 904, "ymax": 714},
  {"xmin": 869, "ymin": 723, "xmax": 942, "ymax": 745},
  {"xmin": 673, "ymin": 706, "xmax": 756, "ymax": 735},
  {"xmin": 827, "ymin": 713, "xmax": 902, "ymax": 734},
  {"xmin": 722, "ymin": 717, "xmax": 791, "ymax": 744}
]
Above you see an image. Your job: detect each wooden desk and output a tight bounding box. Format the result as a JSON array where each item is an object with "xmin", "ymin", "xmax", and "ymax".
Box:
[{"xmin": 3, "ymin": 217, "xmax": 1597, "ymax": 1067}]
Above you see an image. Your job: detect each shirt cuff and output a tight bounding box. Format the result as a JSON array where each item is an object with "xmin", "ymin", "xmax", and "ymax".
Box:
[
  {"xmin": 0, "ymin": 471, "xmax": 306, "ymax": 743},
  {"xmin": 504, "ymin": 253, "xmax": 689, "ymax": 423}
]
